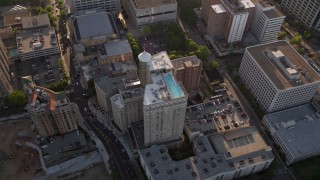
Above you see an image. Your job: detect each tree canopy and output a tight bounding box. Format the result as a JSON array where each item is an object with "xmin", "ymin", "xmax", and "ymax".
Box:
[
  {"xmin": 6, "ymin": 90, "xmax": 27, "ymax": 108},
  {"xmin": 290, "ymin": 35, "xmax": 302, "ymax": 45},
  {"xmin": 208, "ymin": 61, "xmax": 219, "ymax": 70}
]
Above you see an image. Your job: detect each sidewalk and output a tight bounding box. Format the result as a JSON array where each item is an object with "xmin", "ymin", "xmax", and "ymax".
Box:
[{"xmin": 87, "ymin": 98, "xmax": 135, "ymax": 160}]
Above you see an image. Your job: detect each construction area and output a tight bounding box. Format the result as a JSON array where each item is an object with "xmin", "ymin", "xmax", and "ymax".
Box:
[{"xmin": 0, "ymin": 119, "xmax": 43, "ymax": 179}]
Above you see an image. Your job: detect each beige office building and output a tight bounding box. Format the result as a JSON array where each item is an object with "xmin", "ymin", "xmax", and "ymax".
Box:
[
  {"xmin": 110, "ymin": 87, "xmax": 144, "ymax": 131},
  {"xmin": 23, "ymin": 76, "xmax": 78, "ymax": 137}
]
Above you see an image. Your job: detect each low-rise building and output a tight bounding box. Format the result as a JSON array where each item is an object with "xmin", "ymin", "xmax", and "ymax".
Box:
[
  {"xmin": 139, "ymin": 126, "xmax": 274, "ymax": 180},
  {"xmin": 71, "ymin": 0, "xmax": 120, "ymax": 14},
  {"xmin": 110, "ymin": 87, "xmax": 143, "ymax": 131},
  {"xmin": 262, "ymin": 103, "xmax": 320, "ymax": 165},
  {"xmin": 73, "ymin": 9, "xmax": 118, "ymax": 47},
  {"xmin": 17, "ymin": 14, "xmax": 59, "ymax": 61},
  {"xmin": 125, "ymin": 0, "xmax": 177, "ymax": 27},
  {"xmin": 239, "ymin": 41, "xmax": 320, "ymax": 113},
  {"xmin": 99, "ymin": 39, "xmax": 133, "ymax": 64},
  {"xmin": 22, "ymin": 76, "xmax": 78, "ymax": 137},
  {"xmin": 2, "ymin": 5, "xmax": 31, "ymax": 29},
  {"xmin": 95, "ymin": 72, "xmax": 140, "ymax": 112}
]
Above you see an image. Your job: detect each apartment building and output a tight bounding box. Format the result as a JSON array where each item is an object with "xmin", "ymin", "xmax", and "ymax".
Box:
[
  {"xmin": 262, "ymin": 104, "xmax": 320, "ymax": 165},
  {"xmin": 171, "ymin": 56, "xmax": 202, "ymax": 94},
  {"xmin": 239, "ymin": 41, "xmax": 320, "ymax": 113},
  {"xmin": 125, "ymin": 0, "xmax": 177, "ymax": 27},
  {"xmin": 251, "ymin": 0, "xmax": 285, "ymax": 43},
  {"xmin": 98, "ymin": 39, "xmax": 133, "ymax": 64},
  {"xmin": 206, "ymin": 4, "xmax": 227, "ymax": 38},
  {"xmin": 0, "ymin": 36, "xmax": 12, "ymax": 98},
  {"xmin": 17, "ymin": 14, "xmax": 59, "ymax": 61},
  {"xmin": 282, "ymin": 0, "xmax": 320, "ymax": 32},
  {"xmin": 110, "ymin": 87, "xmax": 144, "ymax": 131},
  {"xmin": 22, "ymin": 76, "xmax": 77, "ymax": 137},
  {"xmin": 139, "ymin": 126, "xmax": 274, "ymax": 180},
  {"xmin": 201, "ymin": 0, "xmax": 220, "ymax": 22},
  {"xmin": 73, "ymin": 9, "xmax": 118, "ymax": 47},
  {"xmin": 72, "ymin": 0, "xmax": 120, "ymax": 13},
  {"xmin": 143, "ymin": 51, "xmax": 188, "ymax": 146},
  {"xmin": 95, "ymin": 72, "xmax": 140, "ymax": 112}
]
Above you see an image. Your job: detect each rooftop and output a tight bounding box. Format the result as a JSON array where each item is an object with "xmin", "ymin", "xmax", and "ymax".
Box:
[
  {"xmin": 3, "ymin": 5, "xmax": 30, "ymax": 26},
  {"xmin": 246, "ymin": 41, "xmax": 320, "ymax": 90},
  {"xmin": 111, "ymin": 87, "xmax": 144, "ymax": 109},
  {"xmin": 257, "ymin": 0, "xmax": 274, "ymax": 8},
  {"xmin": 16, "ymin": 27, "xmax": 58, "ymax": 54},
  {"xmin": 221, "ymin": 0, "xmax": 247, "ymax": 14},
  {"xmin": 133, "ymin": 0, "xmax": 176, "ymax": 9},
  {"xmin": 139, "ymin": 126, "xmax": 273, "ymax": 180},
  {"xmin": 147, "ymin": 51, "xmax": 174, "ymax": 72},
  {"xmin": 94, "ymin": 72, "xmax": 139, "ymax": 94},
  {"xmin": 262, "ymin": 7, "xmax": 285, "ymax": 19},
  {"xmin": 73, "ymin": 9, "xmax": 117, "ymax": 41},
  {"xmin": 171, "ymin": 55, "xmax": 202, "ymax": 70},
  {"xmin": 211, "ymin": 4, "xmax": 227, "ymax": 14},
  {"xmin": 22, "ymin": 14, "xmax": 50, "ymax": 29},
  {"xmin": 103, "ymin": 39, "xmax": 132, "ymax": 57},
  {"xmin": 264, "ymin": 104, "xmax": 320, "ymax": 159},
  {"xmin": 241, "ymin": 0, "xmax": 255, "ymax": 8},
  {"xmin": 185, "ymin": 96, "xmax": 249, "ymax": 136},
  {"xmin": 22, "ymin": 76, "xmax": 68, "ymax": 111}
]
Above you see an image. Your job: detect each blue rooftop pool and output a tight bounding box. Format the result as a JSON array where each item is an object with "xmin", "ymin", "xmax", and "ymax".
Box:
[{"xmin": 163, "ymin": 74, "xmax": 184, "ymax": 98}]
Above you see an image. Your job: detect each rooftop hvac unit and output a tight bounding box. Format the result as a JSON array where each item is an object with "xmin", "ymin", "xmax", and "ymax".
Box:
[{"xmin": 33, "ymin": 42, "xmax": 41, "ymax": 48}]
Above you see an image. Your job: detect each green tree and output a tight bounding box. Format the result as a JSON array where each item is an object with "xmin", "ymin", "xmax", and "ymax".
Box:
[
  {"xmin": 195, "ymin": 45, "xmax": 210, "ymax": 61},
  {"xmin": 169, "ymin": 36, "xmax": 183, "ymax": 50},
  {"xmin": 208, "ymin": 61, "xmax": 219, "ymax": 70},
  {"xmin": 186, "ymin": 39, "xmax": 198, "ymax": 52},
  {"xmin": 290, "ymin": 34, "xmax": 302, "ymax": 45},
  {"xmin": 277, "ymin": 31, "xmax": 287, "ymax": 40},
  {"xmin": 303, "ymin": 31, "xmax": 313, "ymax": 40},
  {"xmin": 45, "ymin": 5, "xmax": 52, "ymax": 12},
  {"xmin": 6, "ymin": 90, "xmax": 27, "ymax": 108},
  {"xmin": 60, "ymin": 10, "xmax": 66, "ymax": 20},
  {"xmin": 143, "ymin": 25, "xmax": 151, "ymax": 37}
]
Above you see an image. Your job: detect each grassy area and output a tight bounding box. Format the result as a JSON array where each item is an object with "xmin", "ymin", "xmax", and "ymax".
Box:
[{"xmin": 291, "ymin": 156, "xmax": 320, "ymax": 180}]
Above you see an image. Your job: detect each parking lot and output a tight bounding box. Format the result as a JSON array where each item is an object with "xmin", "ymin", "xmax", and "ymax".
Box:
[
  {"xmin": 185, "ymin": 94, "xmax": 249, "ymax": 136},
  {"xmin": 15, "ymin": 55, "xmax": 64, "ymax": 86}
]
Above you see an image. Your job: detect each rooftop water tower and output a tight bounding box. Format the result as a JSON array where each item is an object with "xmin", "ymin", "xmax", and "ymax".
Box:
[{"xmin": 138, "ymin": 51, "xmax": 152, "ymax": 86}]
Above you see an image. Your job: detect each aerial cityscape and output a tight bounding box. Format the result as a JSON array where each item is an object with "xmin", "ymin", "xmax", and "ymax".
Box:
[{"xmin": 1, "ymin": 0, "xmax": 320, "ymax": 179}]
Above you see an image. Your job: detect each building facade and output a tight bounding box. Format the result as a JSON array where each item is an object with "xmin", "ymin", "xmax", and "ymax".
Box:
[
  {"xmin": 239, "ymin": 41, "xmax": 320, "ymax": 113},
  {"xmin": 282, "ymin": 0, "xmax": 320, "ymax": 32},
  {"xmin": 0, "ymin": 36, "xmax": 12, "ymax": 98},
  {"xmin": 171, "ymin": 56, "xmax": 202, "ymax": 94},
  {"xmin": 98, "ymin": 40, "xmax": 133, "ymax": 64},
  {"xmin": 206, "ymin": 4, "xmax": 227, "ymax": 38},
  {"xmin": 72, "ymin": 0, "xmax": 120, "ymax": 13},
  {"xmin": 23, "ymin": 76, "xmax": 77, "ymax": 137},
  {"xmin": 251, "ymin": 0, "xmax": 285, "ymax": 43},
  {"xmin": 125, "ymin": 0, "xmax": 177, "ymax": 27},
  {"xmin": 110, "ymin": 87, "xmax": 144, "ymax": 131}
]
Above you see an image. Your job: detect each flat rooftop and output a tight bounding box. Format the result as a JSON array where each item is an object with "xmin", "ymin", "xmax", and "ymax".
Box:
[
  {"xmin": 94, "ymin": 72, "xmax": 139, "ymax": 93},
  {"xmin": 264, "ymin": 104, "xmax": 320, "ymax": 158},
  {"xmin": 221, "ymin": 0, "xmax": 247, "ymax": 14},
  {"xmin": 133, "ymin": 0, "xmax": 176, "ymax": 9},
  {"xmin": 16, "ymin": 27, "xmax": 58, "ymax": 54},
  {"xmin": 111, "ymin": 87, "xmax": 143, "ymax": 108},
  {"xmin": 144, "ymin": 72, "xmax": 185, "ymax": 105},
  {"xmin": 73, "ymin": 10, "xmax": 117, "ymax": 40},
  {"xmin": 257, "ymin": 0, "xmax": 274, "ymax": 8},
  {"xmin": 246, "ymin": 41, "xmax": 320, "ymax": 89},
  {"xmin": 209, "ymin": 126, "xmax": 271, "ymax": 158},
  {"xmin": 211, "ymin": 4, "xmax": 227, "ymax": 14},
  {"xmin": 171, "ymin": 55, "xmax": 202, "ymax": 70},
  {"xmin": 148, "ymin": 51, "xmax": 174, "ymax": 72},
  {"xmin": 185, "ymin": 96, "xmax": 248, "ymax": 135},
  {"xmin": 3, "ymin": 5, "xmax": 30, "ymax": 26},
  {"xmin": 263, "ymin": 7, "xmax": 285, "ymax": 19},
  {"xmin": 104, "ymin": 39, "xmax": 132, "ymax": 57},
  {"xmin": 22, "ymin": 14, "xmax": 50, "ymax": 29},
  {"xmin": 241, "ymin": 0, "xmax": 255, "ymax": 8}
]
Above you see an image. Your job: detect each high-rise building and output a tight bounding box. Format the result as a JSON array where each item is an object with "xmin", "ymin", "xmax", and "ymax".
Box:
[
  {"xmin": 138, "ymin": 51, "xmax": 152, "ymax": 86},
  {"xmin": 72, "ymin": 0, "xmax": 120, "ymax": 13},
  {"xmin": 282, "ymin": 0, "xmax": 320, "ymax": 32},
  {"xmin": 124, "ymin": 0, "xmax": 177, "ymax": 27},
  {"xmin": 110, "ymin": 87, "xmax": 144, "ymax": 131},
  {"xmin": 171, "ymin": 56, "xmax": 202, "ymax": 94},
  {"xmin": 203, "ymin": 0, "xmax": 255, "ymax": 43},
  {"xmin": 0, "ymin": 36, "xmax": 12, "ymax": 98},
  {"xmin": 251, "ymin": 0, "xmax": 285, "ymax": 43},
  {"xmin": 143, "ymin": 51, "xmax": 188, "ymax": 146},
  {"xmin": 95, "ymin": 72, "xmax": 140, "ymax": 112},
  {"xmin": 239, "ymin": 41, "xmax": 320, "ymax": 113},
  {"xmin": 22, "ymin": 76, "xmax": 78, "ymax": 137}
]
